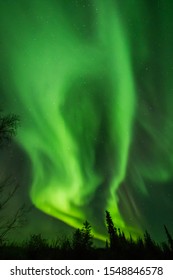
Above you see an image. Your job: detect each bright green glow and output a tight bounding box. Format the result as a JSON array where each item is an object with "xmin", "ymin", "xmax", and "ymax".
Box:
[
  {"xmin": 94, "ymin": 1, "xmax": 135, "ymax": 229},
  {"xmin": 1, "ymin": 0, "xmax": 173, "ymax": 240},
  {"xmin": 0, "ymin": 0, "xmax": 144, "ymax": 239}
]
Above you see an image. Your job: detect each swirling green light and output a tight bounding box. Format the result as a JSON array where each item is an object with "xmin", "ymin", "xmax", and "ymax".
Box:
[{"xmin": 1, "ymin": 0, "xmax": 173, "ymax": 240}]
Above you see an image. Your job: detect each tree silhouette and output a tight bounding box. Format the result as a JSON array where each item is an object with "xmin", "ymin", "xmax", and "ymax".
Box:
[
  {"xmin": 0, "ymin": 111, "xmax": 19, "ymax": 147},
  {"xmin": 164, "ymin": 225, "xmax": 173, "ymax": 251},
  {"xmin": 1, "ymin": 211, "xmax": 173, "ymax": 259},
  {"xmin": 0, "ymin": 110, "xmax": 27, "ymax": 243},
  {"xmin": 105, "ymin": 210, "xmax": 118, "ymax": 249},
  {"xmin": 25, "ymin": 234, "xmax": 49, "ymax": 259},
  {"xmin": 0, "ymin": 179, "xmax": 26, "ymax": 241},
  {"xmin": 72, "ymin": 220, "xmax": 93, "ymax": 258},
  {"xmin": 72, "ymin": 228, "xmax": 83, "ymax": 251},
  {"xmin": 81, "ymin": 221, "xmax": 93, "ymax": 250}
]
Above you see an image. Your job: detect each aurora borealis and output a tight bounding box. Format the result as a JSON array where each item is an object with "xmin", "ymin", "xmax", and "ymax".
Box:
[{"xmin": 0, "ymin": 0, "xmax": 173, "ymax": 241}]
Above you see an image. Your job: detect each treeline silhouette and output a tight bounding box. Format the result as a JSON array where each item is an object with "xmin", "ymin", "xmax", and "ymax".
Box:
[{"xmin": 0, "ymin": 210, "xmax": 173, "ymax": 260}]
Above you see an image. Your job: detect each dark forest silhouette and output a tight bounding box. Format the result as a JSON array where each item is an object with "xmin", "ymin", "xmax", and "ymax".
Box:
[
  {"xmin": 0, "ymin": 211, "xmax": 173, "ymax": 259},
  {"xmin": 0, "ymin": 110, "xmax": 173, "ymax": 259}
]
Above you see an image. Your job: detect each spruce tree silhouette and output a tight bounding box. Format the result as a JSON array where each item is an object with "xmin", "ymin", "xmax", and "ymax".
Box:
[
  {"xmin": 105, "ymin": 210, "xmax": 118, "ymax": 250},
  {"xmin": 72, "ymin": 220, "xmax": 93, "ymax": 258},
  {"xmin": 72, "ymin": 228, "xmax": 83, "ymax": 252},
  {"xmin": 81, "ymin": 221, "xmax": 93, "ymax": 250}
]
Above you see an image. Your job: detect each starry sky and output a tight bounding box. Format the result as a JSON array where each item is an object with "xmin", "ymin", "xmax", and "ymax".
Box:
[{"xmin": 0, "ymin": 0, "xmax": 173, "ymax": 242}]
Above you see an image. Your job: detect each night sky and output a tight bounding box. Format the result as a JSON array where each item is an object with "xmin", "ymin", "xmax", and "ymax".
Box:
[{"xmin": 0, "ymin": 0, "xmax": 173, "ymax": 242}]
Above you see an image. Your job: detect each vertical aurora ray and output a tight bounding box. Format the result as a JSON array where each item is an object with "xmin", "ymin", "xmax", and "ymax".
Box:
[
  {"xmin": 1, "ymin": 0, "xmax": 173, "ymax": 240},
  {"xmin": 94, "ymin": 0, "xmax": 136, "ymax": 228}
]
